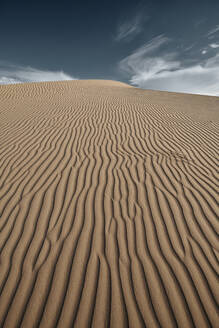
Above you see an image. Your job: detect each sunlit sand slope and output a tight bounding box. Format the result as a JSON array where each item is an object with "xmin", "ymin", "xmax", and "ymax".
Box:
[{"xmin": 0, "ymin": 80, "xmax": 218, "ymax": 327}]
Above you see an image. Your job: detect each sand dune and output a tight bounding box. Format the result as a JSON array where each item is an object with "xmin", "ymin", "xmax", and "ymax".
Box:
[{"xmin": 0, "ymin": 80, "xmax": 218, "ymax": 327}]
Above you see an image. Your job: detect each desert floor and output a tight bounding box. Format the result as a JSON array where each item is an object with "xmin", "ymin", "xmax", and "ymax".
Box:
[{"xmin": 0, "ymin": 80, "xmax": 218, "ymax": 327}]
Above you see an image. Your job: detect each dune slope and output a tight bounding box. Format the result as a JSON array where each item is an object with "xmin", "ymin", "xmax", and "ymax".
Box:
[{"xmin": 0, "ymin": 80, "xmax": 218, "ymax": 327}]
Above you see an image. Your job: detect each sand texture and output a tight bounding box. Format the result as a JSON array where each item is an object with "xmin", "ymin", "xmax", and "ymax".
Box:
[{"xmin": 0, "ymin": 80, "xmax": 218, "ymax": 327}]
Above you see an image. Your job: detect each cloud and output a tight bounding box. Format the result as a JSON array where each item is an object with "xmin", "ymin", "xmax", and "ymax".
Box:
[
  {"xmin": 207, "ymin": 25, "xmax": 219, "ymax": 37},
  {"xmin": 209, "ymin": 43, "xmax": 219, "ymax": 49},
  {"xmin": 115, "ymin": 9, "xmax": 149, "ymax": 42},
  {"xmin": 120, "ymin": 35, "xmax": 172, "ymax": 74},
  {"xmin": 119, "ymin": 36, "xmax": 219, "ymax": 96},
  {"xmin": 0, "ymin": 63, "xmax": 75, "ymax": 84}
]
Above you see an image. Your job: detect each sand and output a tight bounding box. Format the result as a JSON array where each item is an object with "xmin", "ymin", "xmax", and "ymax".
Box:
[{"xmin": 0, "ymin": 80, "xmax": 218, "ymax": 327}]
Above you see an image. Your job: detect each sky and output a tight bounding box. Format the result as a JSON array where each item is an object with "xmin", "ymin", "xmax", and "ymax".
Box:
[{"xmin": 0, "ymin": 0, "xmax": 219, "ymax": 95}]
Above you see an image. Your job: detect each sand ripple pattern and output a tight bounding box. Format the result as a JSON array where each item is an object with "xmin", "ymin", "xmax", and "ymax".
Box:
[{"xmin": 0, "ymin": 80, "xmax": 218, "ymax": 328}]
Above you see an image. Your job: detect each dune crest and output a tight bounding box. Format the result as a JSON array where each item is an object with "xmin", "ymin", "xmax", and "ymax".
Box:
[{"xmin": 0, "ymin": 80, "xmax": 218, "ymax": 327}]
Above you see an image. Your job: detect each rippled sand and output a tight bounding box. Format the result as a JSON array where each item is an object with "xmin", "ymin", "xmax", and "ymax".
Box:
[{"xmin": 0, "ymin": 80, "xmax": 218, "ymax": 327}]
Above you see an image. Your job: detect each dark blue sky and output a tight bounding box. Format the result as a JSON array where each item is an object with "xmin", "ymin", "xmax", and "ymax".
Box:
[{"xmin": 1, "ymin": 0, "xmax": 219, "ymax": 95}]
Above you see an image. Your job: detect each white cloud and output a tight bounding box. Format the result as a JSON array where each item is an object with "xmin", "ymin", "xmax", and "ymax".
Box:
[
  {"xmin": 207, "ymin": 25, "xmax": 219, "ymax": 37},
  {"xmin": 209, "ymin": 43, "xmax": 219, "ymax": 49},
  {"xmin": 0, "ymin": 63, "xmax": 75, "ymax": 84},
  {"xmin": 115, "ymin": 10, "xmax": 149, "ymax": 42},
  {"xmin": 120, "ymin": 35, "xmax": 171, "ymax": 73},
  {"xmin": 119, "ymin": 36, "xmax": 219, "ymax": 96},
  {"xmin": 0, "ymin": 76, "xmax": 21, "ymax": 84}
]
